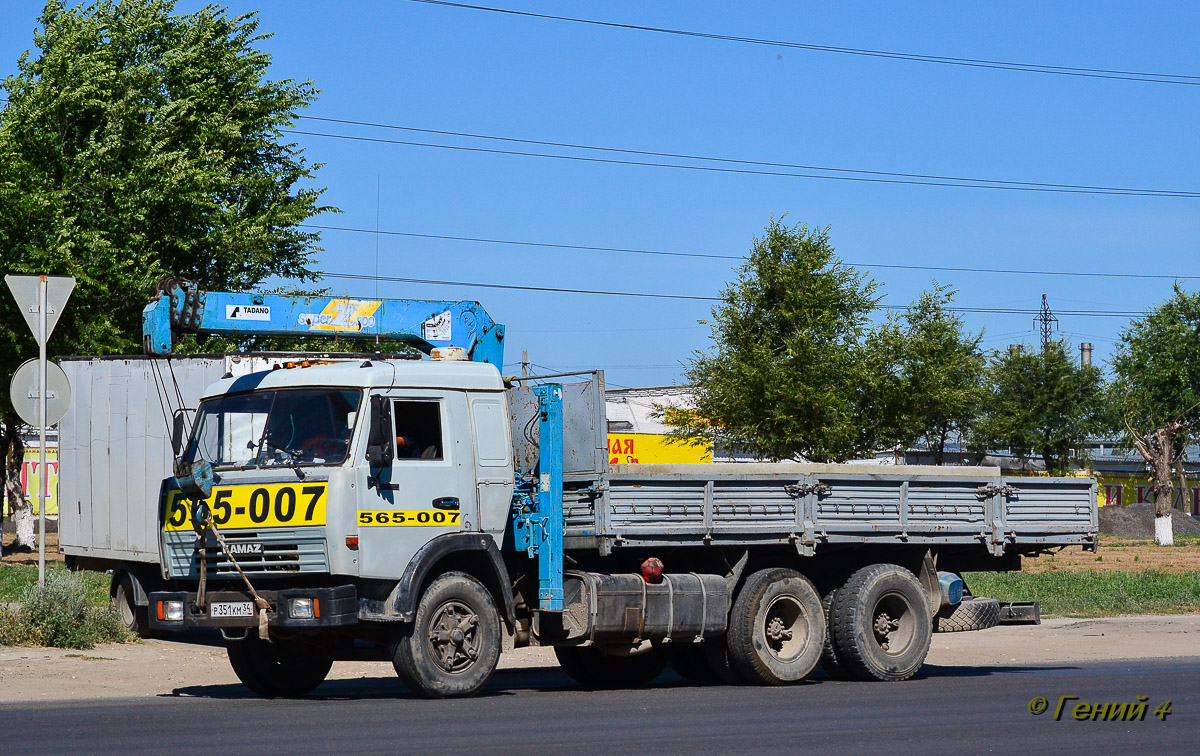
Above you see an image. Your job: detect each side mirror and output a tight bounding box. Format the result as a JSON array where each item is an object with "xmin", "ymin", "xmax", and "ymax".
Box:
[
  {"xmin": 171, "ymin": 408, "xmax": 192, "ymax": 457},
  {"xmin": 366, "ymin": 394, "xmax": 394, "ymax": 468}
]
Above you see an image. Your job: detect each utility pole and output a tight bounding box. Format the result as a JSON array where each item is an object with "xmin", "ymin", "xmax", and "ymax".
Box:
[
  {"xmin": 1034, "ymin": 294, "xmax": 1058, "ymax": 352},
  {"xmin": 521, "ymin": 350, "xmax": 529, "ymax": 379}
]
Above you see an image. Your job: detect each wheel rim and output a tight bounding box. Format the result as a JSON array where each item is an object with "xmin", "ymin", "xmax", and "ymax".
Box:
[
  {"xmin": 426, "ymin": 599, "xmax": 481, "ymax": 674},
  {"xmin": 761, "ymin": 593, "xmax": 807, "ymax": 663},
  {"xmin": 870, "ymin": 591, "xmax": 916, "ymax": 657}
]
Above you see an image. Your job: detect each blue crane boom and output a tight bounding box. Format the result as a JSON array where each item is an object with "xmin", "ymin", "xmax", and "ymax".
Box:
[{"xmin": 141, "ymin": 278, "xmax": 505, "ymax": 365}]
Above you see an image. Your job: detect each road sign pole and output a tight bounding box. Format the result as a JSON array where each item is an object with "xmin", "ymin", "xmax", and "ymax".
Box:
[
  {"xmin": 5, "ymin": 273, "xmax": 75, "ymax": 587},
  {"xmin": 38, "ymin": 275, "xmax": 47, "ymax": 587}
]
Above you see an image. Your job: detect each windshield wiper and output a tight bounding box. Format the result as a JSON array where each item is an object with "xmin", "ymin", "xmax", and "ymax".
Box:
[{"xmin": 260, "ymin": 440, "xmax": 307, "ymax": 479}]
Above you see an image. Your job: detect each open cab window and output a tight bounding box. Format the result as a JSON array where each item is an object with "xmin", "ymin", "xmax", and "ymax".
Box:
[{"xmin": 392, "ymin": 400, "xmax": 443, "ymax": 461}]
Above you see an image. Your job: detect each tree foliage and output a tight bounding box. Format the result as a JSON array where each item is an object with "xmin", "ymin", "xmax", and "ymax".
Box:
[
  {"xmin": 679, "ymin": 219, "xmax": 890, "ymax": 462},
  {"xmin": 875, "ymin": 286, "xmax": 985, "ymax": 463},
  {"xmin": 0, "ymin": 0, "xmax": 331, "ymax": 399},
  {"xmin": 969, "ymin": 341, "xmax": 1107, "ymax": 475},
  {"xmin": 0, "ymin": 0, "xmax": 333, "ymax": 543},
  {"xmin": 1110, "ymin": 285, "xmax": 1200, "ymax": 543}
]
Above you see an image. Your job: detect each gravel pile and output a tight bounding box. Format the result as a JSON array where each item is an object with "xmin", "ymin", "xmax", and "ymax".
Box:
[{"xmin": 1098, "ymin": 502, "xmax": 1200, "ymax": 539}]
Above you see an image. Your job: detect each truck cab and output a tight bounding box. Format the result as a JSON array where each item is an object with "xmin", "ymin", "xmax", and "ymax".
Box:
[
  {"xmin": 162, "ymin": 358, "xmax": 514, "ymax": 589},
  {"xmin": 152, "ymin": 357, "xmax": 523, "ymax": 697}
]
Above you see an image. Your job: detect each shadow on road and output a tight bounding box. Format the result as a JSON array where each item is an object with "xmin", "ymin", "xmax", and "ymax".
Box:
[
  {"xmin": 164, "ymin": 657, "xmax": 1094, "ymax": 705},
  {"xmin": 163, "ymin": 659, "xmax": 1079, "ymax": 701},
  {"xmin": 165, "ymin": 665, "xmax": 587, "ymax": 701}
]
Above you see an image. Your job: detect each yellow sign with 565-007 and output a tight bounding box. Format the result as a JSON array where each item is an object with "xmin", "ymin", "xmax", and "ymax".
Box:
[
  {"xmin": 164, "ymin": 482, "xmax": 328, "ymax": 531},
  {"xmin": 357, "ymin": 510, "xmax": 460, "ymax": 526}
]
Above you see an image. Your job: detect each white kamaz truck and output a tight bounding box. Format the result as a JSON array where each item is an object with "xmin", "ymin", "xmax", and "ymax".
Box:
[{"xmin": 140, "ymin": 280, "xmax": 1096, "ymax": 698}]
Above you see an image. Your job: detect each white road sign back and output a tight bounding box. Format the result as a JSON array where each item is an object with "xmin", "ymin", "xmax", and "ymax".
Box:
[
  {"xmin": 5, "ymin": 274, "xmax": 75, "ymax": 339},
  {"xmin": 10, "ymin": 359, "xmax": 72, "ymax": 427}
]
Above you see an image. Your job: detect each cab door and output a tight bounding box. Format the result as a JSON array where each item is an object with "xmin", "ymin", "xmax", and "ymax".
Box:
[{"xmin": 357, "ymin": 390, "xmax": 476, "ymax": 579}]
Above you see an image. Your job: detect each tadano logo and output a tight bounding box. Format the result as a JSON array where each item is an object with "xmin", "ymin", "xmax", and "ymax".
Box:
[{"xmin": 225, "ymin": 304, "xmax": 271, "ymax": 321}]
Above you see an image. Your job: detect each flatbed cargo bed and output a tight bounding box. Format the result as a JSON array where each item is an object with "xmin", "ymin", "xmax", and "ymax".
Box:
[{"xmin": 563, "ymin": 463, "xmax": 1097, "ymax": 556}]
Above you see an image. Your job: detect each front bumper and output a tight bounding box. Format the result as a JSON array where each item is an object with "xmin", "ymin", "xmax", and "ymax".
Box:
[{"xmin": 148, "ymin": 585, "xmax": 358, "ymax": 631}]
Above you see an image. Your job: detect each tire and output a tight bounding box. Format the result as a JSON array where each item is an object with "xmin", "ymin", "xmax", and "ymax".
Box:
[
  {"xmin": 554, "ymin": 645, "xmax": 669, "ymax": 687},
  {"xmin": 702, "ymin": 635, "xmax": 747, "ymax": 685},
  {"xmin": 726, "ymin": 568, "xmax": 824, "ymax": 685},
  {"xmin": 668, "ymin": 644, "xmax": 718, "ymax": 684},
  {"xmin": 112, "ymin": 574, "xmax": 152, "ymax": 639},
  {"xmin": 392, "ymin": 571, "xmax": 501, "ymax": 698},
  {"xmin": 226, "ymin": 635, "xmax": 333, "ymax": 697},
  {"xmin": 818, "ymin": 587, "xmax": 852, "ymax": 680},
  {"xmin": 831, "ymin": 564, "xmax": 932, "ymax": 682},
  {"xmin": 934, "ymin": 597, "xmax": 1001, "ymax": 633}
]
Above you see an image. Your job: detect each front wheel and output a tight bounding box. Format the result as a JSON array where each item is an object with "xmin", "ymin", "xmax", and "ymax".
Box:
[
  {"xmin": 392, "ymin": 571, "xmax": 501, "ymax": 698},
  {"xmin": 830, "ymin": 563, "xmax": 932, "ymax": 682},
  {"xmin": 226, "ymin": 635, "xmax": 333, "ymax": 697},
  {"xmin": 726, "ymin": 568, "xmax": 824, "ymax": 685}
]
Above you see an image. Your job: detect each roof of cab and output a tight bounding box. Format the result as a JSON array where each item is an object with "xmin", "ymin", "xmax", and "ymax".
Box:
[{"xmin": 200, "ymin": 359, "xmax": 505, "ymax": 399}]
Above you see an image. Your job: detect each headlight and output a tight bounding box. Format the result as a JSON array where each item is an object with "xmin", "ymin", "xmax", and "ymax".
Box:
[
  {"xmin": 163, "ymin": 600, "xmax": 184, "ymax": 622},
  {"xmin": 289, "ymin": 597, "xmax": 315, "ymax": 619}
]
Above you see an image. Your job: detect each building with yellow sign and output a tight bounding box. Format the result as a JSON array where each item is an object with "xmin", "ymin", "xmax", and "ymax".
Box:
[{"xmin": 21, "ymin": 442, "xmax": 59, "ymax": 517}]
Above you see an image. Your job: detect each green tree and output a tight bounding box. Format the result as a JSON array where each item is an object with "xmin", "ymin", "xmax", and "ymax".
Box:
[
  {"xmin": 969, "ymin": 341, "xmax": 1107, "ymax": 476},
  {"xmin": 1111, "ymin": 286, "xmax": 1200, "ymax": 545},
  {"xmin": 678, "ymin": 218, "xmax": 895, "ymax": 462},
  {"xmin": 1, "ymin": 0, "xmax": 333, "ymax": 549},
  {"xmin": 876, "ymin": 286, "xmax": 985, "ymax": 464}
]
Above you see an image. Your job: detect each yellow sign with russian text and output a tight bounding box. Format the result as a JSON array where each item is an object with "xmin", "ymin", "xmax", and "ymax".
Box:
[
  {"xmin": 21, "ymin": 446, "xmax": 58, "ymax": 516},
  {"xmin": 607, "ymin": 433, "xmax": 711, "ymax": 464}
]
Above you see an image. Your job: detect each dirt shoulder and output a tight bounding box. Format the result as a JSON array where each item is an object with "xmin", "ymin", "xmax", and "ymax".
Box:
[
  {"xmin": 1021, "ymin": 537, "xmax": 1200, "ymax": 573},
  {"xmin": 2, "ymin": 614, "xmax": 1198, "ymax": 702},
  {"xmin": 1, "ymin": 531, "xmax": 64, "ymax": 566}
]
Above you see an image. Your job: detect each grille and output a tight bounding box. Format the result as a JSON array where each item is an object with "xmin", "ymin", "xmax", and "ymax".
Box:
[{"xmin": 164, "ymin": 527, "xmax": 328, "ymax": 579}]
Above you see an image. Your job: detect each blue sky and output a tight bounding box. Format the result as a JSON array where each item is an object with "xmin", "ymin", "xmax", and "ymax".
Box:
[{"xmin": 4, "ymin": 1, "xmax": 1198, "ymax": 387}]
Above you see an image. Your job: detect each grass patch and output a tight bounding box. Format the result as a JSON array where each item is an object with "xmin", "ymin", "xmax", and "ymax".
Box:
[
  {"xmin": 0, "ymin": 567, "xmax": 132, "ymax": 649},
  {"xmin": 964, "ymin": 570, "xmax": 1200, "ymax": 618},
  {"xmin": 0, "ymin": 563, "xmax": 111, "ymax": 605}
]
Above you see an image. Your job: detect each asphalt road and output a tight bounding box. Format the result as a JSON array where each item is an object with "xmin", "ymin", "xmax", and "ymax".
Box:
[{"xmin": 2, "ymin": 659, "xmax": 1196, "ymax": 754}]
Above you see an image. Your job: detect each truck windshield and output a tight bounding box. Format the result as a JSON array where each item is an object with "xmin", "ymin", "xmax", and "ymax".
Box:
[{"xmin": 186, "ymin": 388, "xmax": 361, "ymax": 469}]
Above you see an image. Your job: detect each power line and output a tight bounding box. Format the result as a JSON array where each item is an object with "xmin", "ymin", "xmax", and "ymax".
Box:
[
  {"xmin": 302, "ymin": 223, "xmax": 737, "ymax": 260},
  {"xmin": 13, "ymin": 98, "xmax": 1197, "ymax": 198},
  {"xmin": 287, "ymin": 128, "xmax": 1200, "ymax": 198},
  {"xmin": 304, "ymin": 222, "xmax": 1200, "ymax": 281},
  {"xmin": 299, "ymin": 116, "xmax": 1200, "ymax": 198},
  {"xmin": 407, "ymin": 1, "xmax": 1200, "ymax": 87},
  {"xmin": 319, "ymin": 270, "xmax": 719, "ymax": 301},
  {"xmin": 314, "ymin": 269, "xmax": 1147, "ymax": 317}
]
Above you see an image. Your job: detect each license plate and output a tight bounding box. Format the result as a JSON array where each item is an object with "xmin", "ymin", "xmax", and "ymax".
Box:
[{"xmin": 210, "ymin": 601, "xmax": 254, "ymax": 618}]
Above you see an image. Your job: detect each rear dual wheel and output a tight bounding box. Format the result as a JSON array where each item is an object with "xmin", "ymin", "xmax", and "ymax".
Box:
[
  {"xmin": 818, "ymin": 587, "xmax": 853, "ymax": 680},
  {"xmin": 829, "ymin": 564, "xmax": 932, "ymax": 682},
  {"xmin": 556, "ymin": 644, "xmax": 670, "ymax": 687},
  {"xmin": 725, "ymin": 568, "xmax": 824, "ymax": 685}
]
